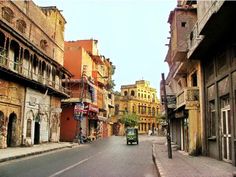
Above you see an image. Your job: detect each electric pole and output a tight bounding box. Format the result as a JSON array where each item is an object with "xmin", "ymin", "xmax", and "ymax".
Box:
[{"xmin": 161, "ymin": 73, "xmax": 172, "ymax": 159}]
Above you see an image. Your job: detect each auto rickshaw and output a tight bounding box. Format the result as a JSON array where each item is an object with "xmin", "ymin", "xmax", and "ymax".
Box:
[{"xmin": 126, "ymin": 127, "xmax": 139, "ymax": 145}]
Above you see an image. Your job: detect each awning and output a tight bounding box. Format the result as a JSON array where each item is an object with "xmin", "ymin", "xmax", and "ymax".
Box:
[{"xmin": 84, "ymin": 103, "xmax": 99, "ymax": 113}]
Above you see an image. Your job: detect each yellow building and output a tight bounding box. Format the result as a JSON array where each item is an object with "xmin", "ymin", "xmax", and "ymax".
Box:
[{"xmin": 114, "ymin": 80, "xmax": 160, "ymax": 134}]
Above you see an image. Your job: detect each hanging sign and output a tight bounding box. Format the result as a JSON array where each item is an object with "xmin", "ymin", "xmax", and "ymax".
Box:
[{"xmin": 74, "ymin": 102, "xmax": 84, "ymax": 120}]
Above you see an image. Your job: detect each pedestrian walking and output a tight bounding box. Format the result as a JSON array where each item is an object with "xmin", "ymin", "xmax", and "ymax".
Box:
[
  {"xmin": 148, "ymin": 129, "xmax": 152, "ymax": 136},
  {"xmin": 79, "ymin": 127, "xmax": 84, "ymax": 144}
]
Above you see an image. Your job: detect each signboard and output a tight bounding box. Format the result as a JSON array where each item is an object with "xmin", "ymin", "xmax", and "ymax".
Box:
[
  {"xmin": 161, "ymin": 95, "xmax": 176, "ymax": 109},
  {"xmin": 74, "ymin": 102, "xmax": 84, "ymax": 112},
  {"xmin": 74, "ymin": 102, "xmax": 84, "ymax": 120},
  {"xmin": 74, "ymin": 113, "xmax": 83, "ymax": 121}
]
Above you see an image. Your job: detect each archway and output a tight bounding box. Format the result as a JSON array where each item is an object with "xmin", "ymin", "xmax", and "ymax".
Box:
[
  {"xmin": 9, "ymin": 40, "xmax": 20, "ymax": 71},
  {"xmin": 34, "ymin": 113, "xmax": 40, "ymax": 144},
  {"xmin": 34, "ymin": 122, "xmax": 40, "ymax": 144},
  {"xmin": 7, "ymin": 112, "xmax": 17, "ymax": 147}
]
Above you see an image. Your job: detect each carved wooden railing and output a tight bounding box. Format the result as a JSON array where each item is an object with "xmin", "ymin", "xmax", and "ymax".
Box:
[
  {"xmin": 176, "ymin": 87, "xmax": 199, "ymax": 109},
  {"xmin": 0, "ymin": 50, "xmax": 70, "ymax": 96}
]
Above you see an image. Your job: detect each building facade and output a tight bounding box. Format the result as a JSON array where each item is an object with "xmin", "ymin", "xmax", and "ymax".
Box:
[
  {"xmin": 114, "ymin": 80, "xmax": 160, "ymax": 134},
  {"xmin": 0, "ymin": 1, "xmax": 71, "ymax": 148},
  {"xmin": 163, "ymin": 0, "xmax": 236, "ymax": 165},
  {"xmin": 188, "ymin": 1, "xmax": 236, "ymax": 165},
  {"xmin": 60, "ymin": 40, "xmax": 115, "ymax": 142},
  {"xmin": 162, "ymin": 1, "xmax": 203, "ymax": 155}
]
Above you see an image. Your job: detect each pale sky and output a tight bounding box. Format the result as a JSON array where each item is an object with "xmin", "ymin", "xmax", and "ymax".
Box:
[{"xmin": 34, "ymin": 0, "xmax": 176, "ymax": 97}]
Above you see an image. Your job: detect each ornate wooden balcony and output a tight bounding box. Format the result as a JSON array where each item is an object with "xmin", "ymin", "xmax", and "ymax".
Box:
[
  {"xmin": 0, "ymin": 52, "xmax": 70, "ymax": 97},
  {"xmin": 176, "ymin": 87, "xmax": 199, "ymax": 110}
]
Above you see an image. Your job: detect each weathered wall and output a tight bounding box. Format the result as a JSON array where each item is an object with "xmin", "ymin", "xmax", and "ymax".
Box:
[
  {"xmin": 0, "ymin": 79, "xmax": 25, "ymax": 148},
  {"xmin": 1, "ymin": 1, "xmax": 65, "ymax": 65},
  {"xmin": 23, "ymin": 88, "xmax": 50, "ymax": 145}
]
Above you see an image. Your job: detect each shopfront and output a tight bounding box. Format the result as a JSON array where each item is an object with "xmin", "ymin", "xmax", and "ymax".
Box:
[{"xmin": 203, "ymin": 46, "xmax": 236, "ymax": 164}]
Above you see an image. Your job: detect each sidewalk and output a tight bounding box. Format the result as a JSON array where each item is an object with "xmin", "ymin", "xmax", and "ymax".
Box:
[
  {"xmin": 152, "ymin": 137, "xmax": 236, "ymax": 177},
  {"xmin": 0, "ymin": 142, "xmax": 79, "ymax": 163}
]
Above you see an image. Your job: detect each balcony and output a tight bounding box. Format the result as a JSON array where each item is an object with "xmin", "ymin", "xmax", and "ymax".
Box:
[
  {"xmin": 197, "ymin": 0, "xmax": 224, "ymax": 35},
  {"xmin": 168, "ymin": 7, "xmax": 197, "ymax": 62},
  {"xmin": 107, "ymin": 97, "xmax": 114, "ymax": 108},
  {"xmin": 187, "ymin": 1, "xmax": 234, "ymax": 59},
  {"xmin": 187, "ymin": 22, "xmax": 204, "ymax": 59},
  {"xmin": 176, "ymin": 87, "xmax": 199, "ymax": 110},
  {"xmin": 0, "ymin": 53, "xmax": 70, "ymax": 97}
]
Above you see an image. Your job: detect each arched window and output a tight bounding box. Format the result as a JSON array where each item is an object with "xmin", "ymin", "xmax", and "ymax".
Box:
[
  {"xmin": 152, "ymin": 107, "xmax": 155, "ymax": 116},
  {"xmin": 9, "ymin": 40, "xmax": 20, "ymax": 71},
  {"xmin": 144, "ymin": 105, "xmax": 146, "ymax": 114},
  {"xmin": 16, "ymin": 19, "xmax": 26, "ymax": 33},
  {"xmin": 7, "ymin": 112, "xmax": 17, "ymax": 147},
  {"xmin": 26, "ymin": 119, "xmax": 32, "ymax": 137},
  {"xmin": 124, "ymin": 91, "xmax": 128, "ymax": 96},
  {"xmin": 47, "ymin": 65, "xmax": 51, "ymax": 78},
  {"xmin": 38, "ymin": 60, "xmax": 42, "ymax": 76},
  {"xmin": 2, "ymin": 7, "xmax": 14, "ymax": 23},
  {"xmin": 52, "ymin": 67, "xmax": 56, "ymax": 87},
  {"xmin": 40, "ymin": 39, "xmax": 48, "ymax": 50},
  {"xmin": 131, "ymin": 90, "xmax": 135, "ymax": 96},
  {"xmin": 32, "ymin": 55, "xmax": 38, "ymax": 74},
  {"xmin": 46, "ymin": 65, "xmax": 51, "ymax": 85},
  {"xmin": 42, "ymin": 61, "xmax": 46, "ymax": 78}
]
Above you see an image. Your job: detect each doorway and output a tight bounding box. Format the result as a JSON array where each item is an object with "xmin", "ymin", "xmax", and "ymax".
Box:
[
  {"xmin": 221, "ymin": 106, "xmax": 231, "ymax": 162},
  {"xmin": 182, "ymin": 117, "xmax": 189, "ymax": 152},
  {"xmin": 34, "ymin": 122, "xmax": 40, "ymax": 144},
  {"xmin": 7, "ymin": 113, "xmax": 16, "ymax": 147},
  {"xmin": 220, "ymin": 95, "xmax": 231, "ymax": 163}
]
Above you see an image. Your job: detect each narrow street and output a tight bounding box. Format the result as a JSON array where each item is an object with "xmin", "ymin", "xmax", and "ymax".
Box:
[{"xmin": 0, "ymin": 135, "xmax": 158, "ymax": 177}]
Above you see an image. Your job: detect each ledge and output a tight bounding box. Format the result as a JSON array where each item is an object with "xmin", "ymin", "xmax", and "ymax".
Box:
[{"xmin": 208, "ymin": 136, "xmax": 216, "ymax": 141}]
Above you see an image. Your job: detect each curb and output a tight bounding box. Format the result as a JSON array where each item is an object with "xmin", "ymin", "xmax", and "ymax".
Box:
[
  {"xmin": 152, "ymin": 143, "xmax": 166, "ymax": 177},
  {"xmin": 0, "ymin": 144, "xmax": 74, "ymax": 163}
]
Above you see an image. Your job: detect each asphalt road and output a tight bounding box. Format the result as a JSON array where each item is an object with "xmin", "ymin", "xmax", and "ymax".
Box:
[{"xmin": 0, "ymin": 135, "xmax": 158, "ymax": 177}]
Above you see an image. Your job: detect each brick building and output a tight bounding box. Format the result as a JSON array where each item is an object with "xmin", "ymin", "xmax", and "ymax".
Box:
[
  {"xmin": 0, "ymin": 1, "xmax": 71, "ymax": 148},
  {"xmin": 60, "ymin": 40, "xmax": 115, "ymax": 142}
]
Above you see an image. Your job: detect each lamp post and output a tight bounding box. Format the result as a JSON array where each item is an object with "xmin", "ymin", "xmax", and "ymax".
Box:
[{"xmin": 161, "ymin": 73, "xmax": 172, "ymax": 159}]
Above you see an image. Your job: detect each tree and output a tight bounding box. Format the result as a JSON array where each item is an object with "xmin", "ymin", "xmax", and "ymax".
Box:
[{"xmin": 120, "ymin": 113, "xmax": 139, "ymax": 127}]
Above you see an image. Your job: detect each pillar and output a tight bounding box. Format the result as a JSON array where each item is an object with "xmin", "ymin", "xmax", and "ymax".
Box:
[{"xmin": 188, "ymin": 109, "xmax": 201, "ymax": 155}]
